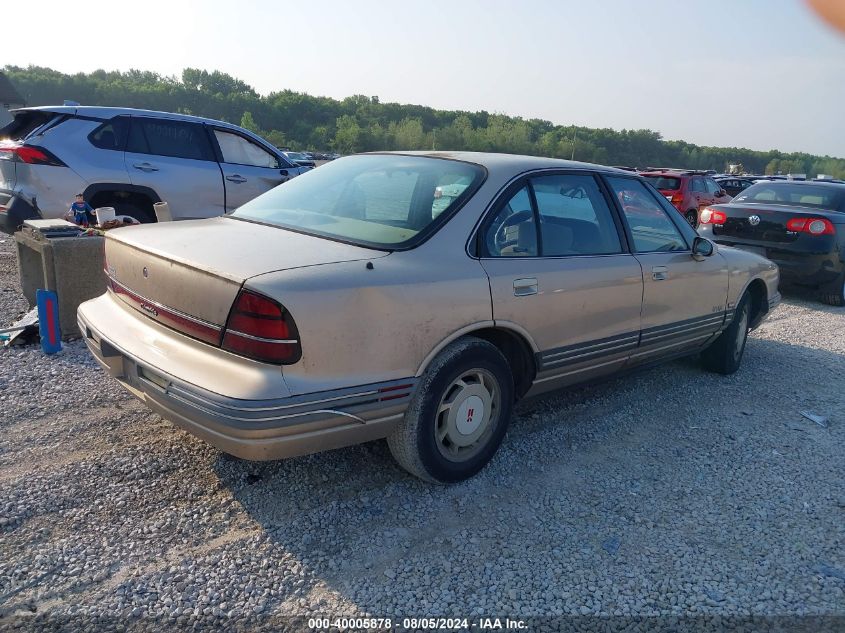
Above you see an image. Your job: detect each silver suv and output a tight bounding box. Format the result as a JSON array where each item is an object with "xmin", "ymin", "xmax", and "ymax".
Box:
[{"xmin": 0, "ymin": 106, "xmax": 307, "ymax": 233}]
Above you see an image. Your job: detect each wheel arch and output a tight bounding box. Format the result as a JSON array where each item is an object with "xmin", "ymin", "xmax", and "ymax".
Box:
[
  {"xmin": 416, "ymin": 321, "xmax": 539, "ymax": 400},
  {"xmin": 82, "ymin": 183, "xmax": 162, "ymax": 204},
  {"xmin": 741, "ymin": 277, "xmax": 769, "ymax": 329},
  {"xmin": 82, "ymin": 183, "xmax": 160, "ymax": 222}
]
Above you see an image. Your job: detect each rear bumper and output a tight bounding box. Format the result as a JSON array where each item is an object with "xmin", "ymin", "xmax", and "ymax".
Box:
[
  {"xmin": 0, "ymin": 192, "xmax": 40, "ymax": 234},
  {"xmin": 772, "ymin": 253, "xmax": 843, "ymax": 287},
  {"xmin": 77, "ymin": 303, "xmax": 415, "ymax": 461},
  {"xmin": 712, "ymin": 238, "xmax": 843, "ymax": 287}
]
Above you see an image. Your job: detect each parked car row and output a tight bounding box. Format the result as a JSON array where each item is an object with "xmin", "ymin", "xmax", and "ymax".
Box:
[
  {"xmin": 637, "ymin": 166, "xmax": 845, "ymax": 306},
  {"xmin": 0, "ymin": 106, "xmax": 318, "ymax": 233},
  {"xmin": 78, "ymin": 152, "xmax": 782, "ymax": 482},
  {"xmin": 3, "ymin": 102, "xmax": 840, "ymax": 481},
  {"xmin": 697, "ymin": 178, "xmax": 845, "ymax": 306},
  {"xmin": 278, "ymin": 149, "xmax": 340, "ymax": 162},
  {"xmin": 281, "ymin": 151, "xmax": 317, "ymax": 170}
]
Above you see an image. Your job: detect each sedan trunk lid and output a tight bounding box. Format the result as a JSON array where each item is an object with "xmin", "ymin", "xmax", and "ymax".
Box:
[
  {"xmin": 711, "ymin": 202, "xmax": 841, "ymax": 245},
  {"xmin": 105, "ymin": 216, "xmax": 387, "ymax": 329}
]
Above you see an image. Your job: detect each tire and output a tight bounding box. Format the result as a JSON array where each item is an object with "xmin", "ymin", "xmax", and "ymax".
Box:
[
  {"xmin": 819, "ymin": 271, "xmax": 845, "ymax": 307},
  {"xmin": 685, "ymin": 209, "xmax": 699, "ymax": 229},
  {"xmin": 701, "ymin": 293, "xmax": 751, "ymax": 375},
  {"xmin": 387, "ymin": 337, "xmax": 514, "ymax": 483}
]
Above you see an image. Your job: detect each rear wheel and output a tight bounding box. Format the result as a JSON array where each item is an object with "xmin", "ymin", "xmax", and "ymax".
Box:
[
  {"xmin": 685, "ymin": 209, "xmax": 699, "ymax": 228},
  {"xmin": 819, "ymin": 271, "xmax": 845, "ymax": 307},
  {"xmin": 387, "ymin": 337, "xmax": 514, "ymax": 483},
  {"xmin": 701, "ymin": 293, "xmax": 750, "ymax": 375}
]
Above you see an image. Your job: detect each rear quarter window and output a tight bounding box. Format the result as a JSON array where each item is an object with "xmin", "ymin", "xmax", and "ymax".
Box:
[{"xmin": 89, "ymin": 117, "xmax": 129, "ymax": 151}]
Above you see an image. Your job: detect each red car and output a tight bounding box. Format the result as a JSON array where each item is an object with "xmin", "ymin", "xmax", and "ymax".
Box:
[{"xmin": 640, "ymin": 170, "xmax": 732, "ymax": 228}]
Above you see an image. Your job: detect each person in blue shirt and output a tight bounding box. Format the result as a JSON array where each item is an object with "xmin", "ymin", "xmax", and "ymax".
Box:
[{"xmin": 66, "ymin": 194, "xmax": 95, "ymax": 227}]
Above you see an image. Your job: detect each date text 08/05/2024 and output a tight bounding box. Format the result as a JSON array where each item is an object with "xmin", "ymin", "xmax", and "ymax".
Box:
[{"xmin": 307, "ymin": 617, "xmax": 528, "ymax": 630}]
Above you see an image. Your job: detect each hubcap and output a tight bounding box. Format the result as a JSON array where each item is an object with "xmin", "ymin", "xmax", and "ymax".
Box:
[
  {"xmin": 686, "ymin": 211, "xmax": 698, "ymax": 228},
  {"xmin": 435, "ymin": 369, "xmax": 500, "ymax": 461}
]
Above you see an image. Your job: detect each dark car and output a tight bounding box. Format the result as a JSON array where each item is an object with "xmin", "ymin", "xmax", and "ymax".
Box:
[
  {"xmin": 715, "ymin": 177, "xmax": 756, "ymax": 197},
  {"xmin": 282, "ymin": 151, "xmax": 316, "ymax": 170},
  {"xmin": 697, "ymin": 180, "xmax": 845, "ymax": 305},
  {"xmin": 639, "ymin": 170, "xmax": 731, "ymax": 228}
]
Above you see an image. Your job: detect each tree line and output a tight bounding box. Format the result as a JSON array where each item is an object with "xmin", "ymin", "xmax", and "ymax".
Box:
[{"xmin": 5, "ymin": 65, "xmax": 844, "ymax": 178}]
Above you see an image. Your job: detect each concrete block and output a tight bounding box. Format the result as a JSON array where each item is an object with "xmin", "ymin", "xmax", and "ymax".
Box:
[{"xmin": 15, "ymin": 228, "xmax": 106, "ymax": 340}]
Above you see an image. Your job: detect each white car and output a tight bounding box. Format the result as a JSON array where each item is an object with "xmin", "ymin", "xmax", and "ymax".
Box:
[{"xmin": 0, "ymin": 106, "xmax": 308, "ymax": 233}]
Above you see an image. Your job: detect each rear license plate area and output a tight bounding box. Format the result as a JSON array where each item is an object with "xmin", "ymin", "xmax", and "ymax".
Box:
[{"xmin": 137, "ymin": 365, "xmax": 170, "ymax": 391}]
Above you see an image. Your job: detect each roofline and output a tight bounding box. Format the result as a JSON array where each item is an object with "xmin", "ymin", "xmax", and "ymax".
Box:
[
  {"xmin": 365, "ymin": 150, "xmax": 634, "ymax": 175},
  {"xmin": 8, "ymin": 104, "xmax": 274, "ymax": 146},
  {"xmin": 9, "ymin": 105, "xmax": 247, "ymax": 129}
]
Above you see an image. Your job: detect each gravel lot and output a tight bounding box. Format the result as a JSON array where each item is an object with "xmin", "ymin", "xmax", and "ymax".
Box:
[{"xmin": 1, "ymin": 235, "xmax": 844, "ymax": 631}]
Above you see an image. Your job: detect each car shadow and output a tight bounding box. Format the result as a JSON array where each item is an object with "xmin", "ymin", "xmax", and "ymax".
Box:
[
  {"xmin": 211, "ymin": 334, "xmax": 845, "ymax": 617},
  {"xmin": 778, "ymin": 284, "xmax": 839, "ymax": 310}
]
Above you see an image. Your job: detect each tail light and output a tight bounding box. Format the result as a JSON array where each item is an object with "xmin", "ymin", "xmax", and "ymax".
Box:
[
  {"xmin": 221, "ymin": 289, "xmax": 301, "ymax": 364},
  {"xmin": 786, "ymin": 217, "xmax": 835, "ymax": 235},
  {"xmin": 700, "ymin": 208, "xmax": 727, "ymax": 225},
  {"xmin": 670, "ymin": 192, "xmax": 684, "ymax": 209},
  {"xmin": 0, "ymin": 143, "xmax": 66, "ymax": 166}
]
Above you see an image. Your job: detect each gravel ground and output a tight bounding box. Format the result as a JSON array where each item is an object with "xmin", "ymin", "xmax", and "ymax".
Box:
[{"xmin": 1, "ymin": 236, "xmax": 844, "ymax": 632}]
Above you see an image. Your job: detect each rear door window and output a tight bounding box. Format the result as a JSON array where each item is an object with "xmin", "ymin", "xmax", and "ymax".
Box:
[
  {"xmin": 690, "ymin": 177, "xmax": 705, "ymax": 193},
  {"xmin": 127, "ymin": 118, "xmax": 215, "ymax": 161},
  {"xmin": 606, "ymin": 177, "xmax": 688, "ymax": 253}
]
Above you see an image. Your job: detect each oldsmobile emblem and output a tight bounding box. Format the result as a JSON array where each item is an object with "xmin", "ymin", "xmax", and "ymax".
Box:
[{"xmin": 748, "ymin": 215, "xmax": 761, "ymax": 226}]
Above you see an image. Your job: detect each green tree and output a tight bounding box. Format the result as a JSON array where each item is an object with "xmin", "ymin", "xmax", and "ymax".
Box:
[
  {"xmin": 240, "ymin": 111, "xmax": 260, "ymax": 133},
  {"xmin": 4, "ymin": 64, "xmax": 844, "ymax": 176},
  {"xmin": 334, "ymin": 115, "xmax": 361, "ymax": 153}
]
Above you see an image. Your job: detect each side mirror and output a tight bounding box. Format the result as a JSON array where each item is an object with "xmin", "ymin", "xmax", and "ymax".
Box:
[
  {"xmin": 692, "ymin": 236, "xmax": 714, "ymax": 259},
  {"xmin": 279, "ymin": 169, "xmax": 289, "ymax": 177},
  {"xmin": 716, "ymin": 189, "xmax": 727, "ymax": 197}
]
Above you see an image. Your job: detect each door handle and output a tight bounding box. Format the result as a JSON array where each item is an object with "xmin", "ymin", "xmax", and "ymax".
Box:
[
  {"xmin": 132, "ymin": 162, "xmax": 159, "ymax": 172},
  {"xmin": 513, "ymin": 278, "xmax": 538, "ymax": 296},
  {"xmin": 226, "ymin": 174, "xmax": 247, "ymax": 183},
  {"xmin": 652, "ymin": 266, "xmax": 668, "ymax": 281}
]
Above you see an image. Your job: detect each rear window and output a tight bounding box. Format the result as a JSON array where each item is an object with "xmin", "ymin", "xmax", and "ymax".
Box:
[
  {"xmin": 0, "ymin": 111, "xmax": 58, "ymax": 141},
  {"xmin": 643, "ymin": 176, "xmax": 681, "ymax": 191},
  {"xmin": 231, "ymin": 154, "xmax": 485, "ymax": 249},
  {"xmin": 733, "ymin": 183, "xmax": 845, "ymax": 210}
]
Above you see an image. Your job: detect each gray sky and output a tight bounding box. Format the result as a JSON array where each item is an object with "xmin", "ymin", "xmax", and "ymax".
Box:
[{"xmin": 8, "ymin": 0, "xmax": 845, "ymax": 157}]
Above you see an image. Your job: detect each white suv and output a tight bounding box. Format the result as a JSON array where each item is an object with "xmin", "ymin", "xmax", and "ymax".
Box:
[{"xmin": 0, "ymin": 106, "xmax": 308, "ymax": 233}]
